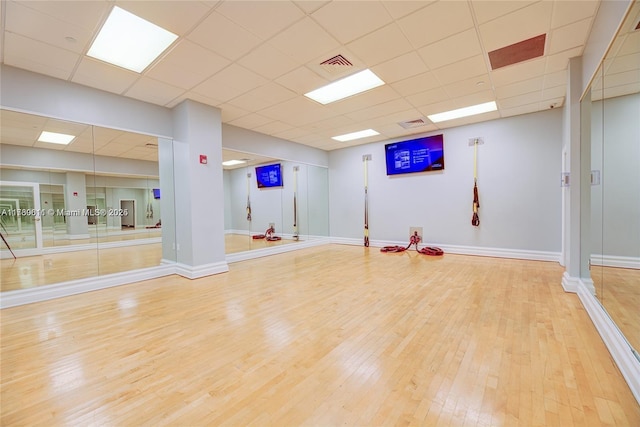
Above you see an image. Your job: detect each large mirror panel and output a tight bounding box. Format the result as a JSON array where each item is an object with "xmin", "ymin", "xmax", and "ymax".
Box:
[
  {"xmin": 222, "ymin": 149, "xmax": 329, "ymax": 255},
  {"xmin": 588, "ymin": 2, "xmax": 640, "ymax": 356},
  {"xmin": 0, "ymin": 110, "xmax": 176, "ymax": 292}
]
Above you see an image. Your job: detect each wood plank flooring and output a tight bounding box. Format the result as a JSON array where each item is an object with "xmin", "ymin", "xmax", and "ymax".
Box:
[{"xmin": 1, "ymin": 245, "xmax": 639, "ymax": 426}]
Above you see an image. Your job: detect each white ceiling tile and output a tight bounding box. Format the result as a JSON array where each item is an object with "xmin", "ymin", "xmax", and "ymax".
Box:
[
  {"xmin": 220, "ymin": 104, "xmax": 250, "ymax": 123},
  {"xmin": 372, "ymin": 52, "xmax": 428, "ymax": 84},
  {"xmin": 293, "ymin": 1, "xmax": 330, "ymax": 14},
  {"xmin": 406, "ymin": 86, "xmax": 449, "ymax": 109},
  {"xmin": 345, "ymin": 98, "xmax": 415, "ymax": 122},
  {"xmin": 216, "ymin": 1, "xmax": 304, "ymax": 40},
  {"xmin": 431, "ymin": 55, "xmax": 487, "ymax": 86},
  {"xmin": 192, "ymin": 64, "xmax": 268, "ymax": 103},
  {"xmin": 543, "ymin": 70, "xmax": 568, "ymax": 89},
  {"xmin": 399, "ymin": 1, "xmax": 474, "ymax": 48},
  {"xmin": 417, "ymin": 89, "xmax": 495, "ymax": 117},
  {"xmin": 497, "ymin": 91, "xmax": 541, "ymax": 110},
  {"xmin": 146, "ymin": 40, "xmax": 231, "ymax": 90},
  {"xmin": 616, "ymin": 30, "xmax": 640, "ymax": 57},
  {"xmin": 470, "ymin": 1, "xmax": 536, "ymax": 25},
  {"xmin": 117, "ymin": 1, "xmax": 213, "ymax": 35},
  {"xmin": 381, "ymin": 1, "xmax": 432, "ymax": 20},
  {"xmin": 366, "ymin": 108, "xmax": 426, "ymax": 127},
  {"xmin": 13, "ymin": 0, "xmax": 109, "ymax": 32},
  {"xmin": 545, "ymin": 47, "xmax": 582, "ymax": 73},
  {"xmin": 312, "ymin": 1, "xmax": 392, "ymax": 44},
  {"xmin": 495, "ymin": 77, "xmax": 543, "ymax": 100},
  {"xmin": 227, "ymin": 83, "xmax": 297, "ymax": 112},
  {"xmin": 346, "ymin": 23, "xmax": 413, "ymax": 67},
  {"xmin": 443, "ymin": 74, "xmax": 493, "ymax": 99},
  {"xmin": 540, "ymin": 85, "xmax": 566, "ymax": 102},
  {"xmin": 607, "ymin": 52, "xmax": 640, "ymax": 75},
  {"xmin": 124, "ymin": 76, "xmax": 186, "ymax": 106},
  {"xmin": 229, "ymin": 114, "xmax": 273, "ymax": 130},
  {"xmin": 478, "ymin": 1, "xmax": 553, "ymax": 52},
  {"xmin": 5, "ymin": 1, "xmax": 95, "ymax": 54},
  {"xmin": 329, "ymin": 85, "xmax": 401, "ymax": 115},
  {"xmin": 550, "ymin": 0, "xmax": 599, "ymax": 29},
  {"xmin": 303, "ymin": 115, "xmax": 356, "ymax": 134},
  {"xmin": 167, "ymin": 91, "xmax": 225, "ymax": 110},
  {"xmin": 237, "ymin": 43, "xmax": 301, "ymax": 80},
  {"xmin": 547, "ymin": 18, "xmax": 592, "ymax": 55},
  {"xmin": 252, "ymin": 121, "xmax": 294, "ymax": 136},
  {"xmin": 187, "ymin": 11, "xmax": 262, "ymax": 61},
  {"xmin": 435, "ymin": 110, "xmax": 500, "ymax": 129},
  {"xmin": 72, "ymin": 58, "xmax": 139, "ymax": 94},
  {"xmin": 491, "ymin": 57, "xmax": 547, "ymax": 87},
  {"xmin": 269, "ymin": 17, "xmax": 341, "ymax": 65},
  {"xmin": 3, "ymin": 32, "xmax": 79, "ymax": 80},
  {"xmin": 273, "ymin": 127, "xmax": 310, "ymax": 141},
  {"xmin": 391, "ymin": 71, "xmax": 440, "ymax": 97},
  {"xmin": 259, "ymin": 97, "xmax": 338, "ymax": 127},
  {"xmin": 276, "ymin": 66, "xmax": 329, "ymax": 95},
  {"xmin": 418, "ymin": 28, "xmax": 483, "ymax": 70}
]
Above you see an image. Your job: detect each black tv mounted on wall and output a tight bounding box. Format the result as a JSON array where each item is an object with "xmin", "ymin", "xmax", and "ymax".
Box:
[
  {"xmin": 255, "ymin": 163, "xmax": 283, "ymax": 188},
  {"xmin": 385, "ymin": 134, "xmax": 444, "ymax": 176}
]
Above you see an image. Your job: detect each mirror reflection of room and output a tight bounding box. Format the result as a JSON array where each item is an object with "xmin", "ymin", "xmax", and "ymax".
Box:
[{"xmin": 0, "ymin": 110, "xmax": 165, "ymax": 291}]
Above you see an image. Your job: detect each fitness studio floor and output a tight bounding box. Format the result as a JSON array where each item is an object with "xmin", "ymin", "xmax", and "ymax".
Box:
[{"xmin": 1, "ymin": 245, "xmax": 639, "ymax": 426}]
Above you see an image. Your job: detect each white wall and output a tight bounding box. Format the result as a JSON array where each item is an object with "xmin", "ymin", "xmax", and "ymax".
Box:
[
  {"xmin": 329, "ymin": 109, "xmax": 563, "ymax": 253},
  {"xmin": 591, "ymin": 93, "xmax": 640, "ymax": 259}
]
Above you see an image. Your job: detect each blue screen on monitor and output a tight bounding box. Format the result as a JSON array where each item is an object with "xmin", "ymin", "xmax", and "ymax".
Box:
[
  {"xmin": 385, "ymin": 134, "xmax": 444, "ymax": 175},
  {"xmin": 153, "ymin": 188, "xmax": 160, "ymax": 199},
  {"xmin": 255, "ymin": 163, "xmax": 283, "ymax": 188}
]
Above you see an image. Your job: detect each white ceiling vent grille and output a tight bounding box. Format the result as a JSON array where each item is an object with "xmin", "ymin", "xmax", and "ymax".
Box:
[
  {"xmin": 398, "ymin": 118, "xmax": 431, "ymax": 129},
  {"xmin": 319, "ymin": 54, "xmax": 353, "ymax": 74}
]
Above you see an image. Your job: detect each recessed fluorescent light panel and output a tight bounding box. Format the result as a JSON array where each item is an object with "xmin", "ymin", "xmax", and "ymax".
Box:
[
  {"xmin": 38, "ymin": 131, "xmax": 75, "ymax": 145},
  {"xmin": 222, "ymin": 160, "xmax": 247, "ymax": 166},
  {"xmin": 87, "ymin": 6, "xmax": 178, "ymax": 73},
  {"xmin": 305, "ymin": 69, "xmax": 385, "ymax": 105},
  {"xmin": 332, "ymin": 129, "xmax": 380, "ymax": 142},
  {"xmin": 427, "ymin": 101, "xmax": 498, "ymax": 123}
]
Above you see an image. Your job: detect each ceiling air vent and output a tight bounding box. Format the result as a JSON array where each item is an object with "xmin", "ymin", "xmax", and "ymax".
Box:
[
  {"xmin": 488, "ymin": 34, "xmax": 546, "ymax": 70},
  {"xmin": 398, "ymin": 117, "xmax": 430, "ymax": 129},
  {"xmin": 319, "ymin": 54, "xmax": 353, "ymax": 74}
]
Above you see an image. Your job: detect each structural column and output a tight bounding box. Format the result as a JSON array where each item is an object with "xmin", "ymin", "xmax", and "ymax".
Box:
[
  {"xmin": 64, "ymin": 172, "xmax": 89, "ymax": 239},
  {"xmin": 171, "ymin": 100, "xmax": 228, "ymax": 278}
]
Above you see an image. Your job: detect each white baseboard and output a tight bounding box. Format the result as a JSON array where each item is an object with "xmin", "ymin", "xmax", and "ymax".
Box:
[
  {"xmin": 576, "ymin": 280, "xmax": 640, "ymax": 405},
  {"xmin": 42, "ymin": 237, "xmax": 161, "ymax": 255},
  {"xmin": 561, "ymin": 272, "xmax": 581, "ymax": 293},
  {"xmin": 591, "ymin": 254, "xmax": 640, "ymax": 269},
  {"xmin": 175, "ymin": 261, "xmax": 229, "ymax": 279},
  {"xmin": 0, "ymin": 264, "xmax": 176, "ymax": 309},
  {"xmin": 226, "ymin": 237, "xmax": 330, "ymax": 264},
  {"xmin": 331, "ymin": 237, "xmax": 561, "ymax": 262}
]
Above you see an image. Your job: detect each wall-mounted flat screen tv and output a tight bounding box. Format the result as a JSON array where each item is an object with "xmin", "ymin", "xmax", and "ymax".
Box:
[
  {"xmin": 153, "ymin": 188, "xmax": 160, "ymax": 199},
  {"xmin": 255, "ymin": 163, "xmax": 283, "ymax": 188},
  {"xmin": 385, "ymin": 134, "xmax": 444, "ymax": 176}
]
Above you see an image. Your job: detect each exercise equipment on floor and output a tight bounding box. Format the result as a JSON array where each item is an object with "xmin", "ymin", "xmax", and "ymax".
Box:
[
  {"xmin": 380, "ymin": 231, "xmax": 443, "ymax": 256},
  {"xmin": 252, "ymin": 224, "xmax": 282, "ymax": 241}
]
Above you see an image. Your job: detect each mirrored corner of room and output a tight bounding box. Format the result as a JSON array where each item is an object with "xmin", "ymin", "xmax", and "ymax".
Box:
[
  {"xmin": 588, "ymin": 1, "xmax": 640, "ymax": 358},
  {"xmin": 222, "ymin": 149, "xmax": 329, "ymax": 255},
  {"xmin": 0, "ymin": 109, "xmax": 176, "ymax": 292}
]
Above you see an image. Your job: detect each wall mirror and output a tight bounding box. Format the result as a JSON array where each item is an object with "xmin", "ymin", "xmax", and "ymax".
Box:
[
  {"xmin": 0, "ymin": 109, "xmax": 176, "ymax": 292},
  {"xmin": 587, "ymin": 1, "xmax": 639, "ymax": 358},
  {"xmin": 222, "ymin": 149, "xmax": 329, "ymax": 255}
]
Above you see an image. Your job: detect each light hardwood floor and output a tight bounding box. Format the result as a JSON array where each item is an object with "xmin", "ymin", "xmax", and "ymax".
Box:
[{"xmin": 1, "ymin": 245, "xmax": 639, "ymax": 426}]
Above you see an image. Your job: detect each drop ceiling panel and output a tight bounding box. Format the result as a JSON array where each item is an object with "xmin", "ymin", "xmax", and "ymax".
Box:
[
  {"xmin": 545, "ymin": 47, "xmax": 582, "ymax": 73},
  {"xmin": 192, "ymin": 64, "xmax": 268, "ymax": 103},
  {"xmin": 227, "ymin": 82, "xmax": 297, "ymax": 112},
  {"xmin": 490, "ymin": 57, "xmax": 547, "ymax": 87},
  {"xmin": 4, "ymin": 1, "xmax": 94, "ymax": 54},
  {"xmin": 551, "ymin": 0, "xmax": 599, "ymax": 29},
  {"xmin": 478, "ymin": 1, "xmax": 553, "ymax": 52},
  {"xmin": 443, "ymin": 74, "xmax": 492, "ymax": 99},
  {"xmin": 268, "ymin": 17, "xmax": 341, "ymax": 65},
  {"xmin": 146, "ymin": 40, "xmax": 231, "ymax": 90},
  {"xmin": 253, "ymin": 121, "xmax": 293, "ymax": 136},
  {"xmin": 543, "ymin": 71, "xmax": 568, "ymax": 89},
  {"xmin": 345, "ymin": 98, "xmax": 415, "ymax": 123},
  {"xmin": 275, "ymin": 66, "xmax": 329, "ymax": 95},
  {"xmin": 406, "ymin": 86, "xmax": 450, "ymax": 109},
  {"xmin": 431, "ymin": 55, "xmax": 487, "ymax": 86},
  {"xmin": 470, "ymin": 1, "xmax": 536, "ymax": 25},
  {"xmin": 124, "ymin": 77, "xmax": 185, "ymax": 106},
  {"xmin": 228, "ymin": 113, "xmax": 273, "ymax": 130},
  {"xmin": 237, "ymin": 43, "xmax": 301, "ymax": 80},
  {"xmin": 216, "ymin": 1, "xmax": 304, "ymax": 40},
  {"xmin": 72, "ymin": 58, "xmax": 139, "ymax": 95},
  {"xmin": 346, "ymin": 23, "xmax": 413, "ymax": 67},
  {"xmin": 312, "ymin": 1, "xmax": 392, "ymax": 45},
  {"xmin": 495, "ymin": 77, "xmax": 544, "ymax": 100},
  {"xmin": 390, "ymin": 71, "xmax": 440, "ymax": 97},
  {"xmin": 497, "ymin": 91, "xmax": 542, "ymax": 110},
  {"xmin": 3, "ymin": 32, "xmax": 79, "ymax": 80},
  {"xmin": 372, "ymin": 52, "xmax": 428, "ymax": 84},
  {"xmin": 186, "ymin": 11, "xmax": 262, "ymax": 61},
  {"xmin": 399, "ymin": 1, "xmax": 474, "ymax": 49},
  {"xmin": 13, "ymin": 0, "xmax": 108, "ymax": 32},
  {"xmin": 418, "ymin": 28, "xmax": 483, "ymax": 70},
  {"xmin": 381, "ymin": 1, "xmax": 432, "ymax": 20},
  {"xmin": 547, "ymin": 18, "xmax": 592, "ymax": 55},
  {"xmin": 328, "ymin": 85, "xmax": 401, "ymax": 115},
  {"xmin": 219, "ymin": 103, "xmax": 251, "ymax": 123}
]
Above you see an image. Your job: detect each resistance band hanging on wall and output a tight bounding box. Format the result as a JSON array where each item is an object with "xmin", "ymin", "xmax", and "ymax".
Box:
[
  {"xmin": 471, "ymin": 138, "xmax": 481, "ymax": 227},
  {"xmin": 246, "ymin": 172, "xmax": 252, "ymax": 222},
  {"xmin": 293, "ymin": 166, "xmax": 299, "ymax": 240},
  {"xmin": 363, "ymin": 154, "xmax": 371, "ymax": 247}
]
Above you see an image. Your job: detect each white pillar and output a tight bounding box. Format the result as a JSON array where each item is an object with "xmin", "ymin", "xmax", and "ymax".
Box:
[
  {"xmin": 64, "ymin": 172, "xmax": 89, "ymax": 239},
  {"xmin": 171, "ymin": 100, "xmax": 228, "ymax": 278}
]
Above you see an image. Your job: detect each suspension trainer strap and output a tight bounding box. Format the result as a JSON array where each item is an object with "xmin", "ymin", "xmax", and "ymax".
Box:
[
  {"xmin": 472, "ymin": 139, "xmax": 480, "ymax": 227},
  {"xmin": 246, "ymin": 172, "xmax": 252, "ymax": 222},
  {"xmin": 364, "ymin": 155, "xmax": 370, "ymax": 247},
  {"xmin": 293, "ymin": 166, "xmax": 298, "ymax": 239}
]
